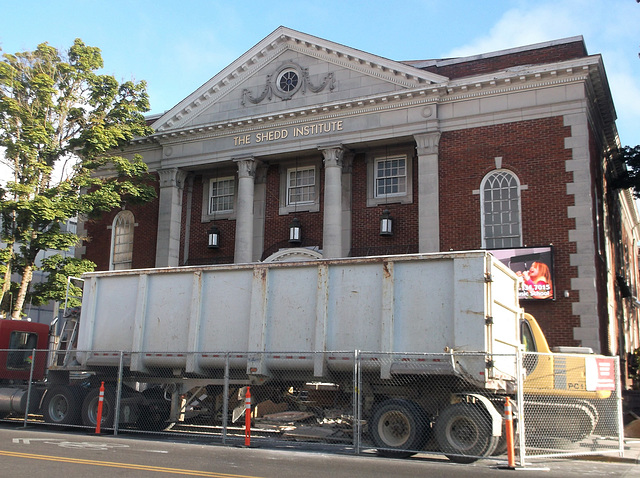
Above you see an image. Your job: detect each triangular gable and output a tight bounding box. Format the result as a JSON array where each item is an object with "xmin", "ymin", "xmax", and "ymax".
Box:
[{"xmin": 152, "ymin": 26, "xmax": 448, "ymax": 133}]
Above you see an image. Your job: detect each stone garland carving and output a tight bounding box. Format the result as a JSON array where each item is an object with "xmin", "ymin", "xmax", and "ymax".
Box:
[{"xmin": 242, "ymin": 65, "xmax": 335, "ymax": 105}]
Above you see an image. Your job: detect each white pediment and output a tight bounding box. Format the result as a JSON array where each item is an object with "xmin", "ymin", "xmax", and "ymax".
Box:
[{"xmin": 152, "ymin": 26, "xmax": 448, "ymax": 133}]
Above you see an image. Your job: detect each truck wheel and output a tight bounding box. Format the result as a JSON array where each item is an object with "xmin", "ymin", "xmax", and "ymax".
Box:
[
  {"xmin": 42, "ymin": 386, "xmax": 82, "ymax": 425},
  {"xmin": 370, "ymin": 399, "xmax": 427, "ymax": 458},
  {"xmin": 137, "ymin": 388, "xmax": 171, "ymax": 431},
  {"xmin": 435, "ymin": 402, "xmax": 498, "ymax": 463},
  {"xmin": 81, "ymin": 387, "xmax": 116, "ymax": 428}
]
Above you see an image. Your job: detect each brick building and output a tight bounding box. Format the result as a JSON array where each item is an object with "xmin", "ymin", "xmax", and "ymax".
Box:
[{"xmin": 78, "ymin": 27, "xmax": 640, "ymax": 385}]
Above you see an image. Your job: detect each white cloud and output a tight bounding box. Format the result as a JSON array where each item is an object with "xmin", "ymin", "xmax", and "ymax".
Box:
[{"xmin": 445, "ymin": 3, "xmax": 590, "ymax": 58}]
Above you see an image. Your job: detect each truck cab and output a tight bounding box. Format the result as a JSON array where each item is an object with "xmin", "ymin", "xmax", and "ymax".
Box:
[{"xmin": 0, "ymin": 320, "xmax": 50, "ymax": 383}]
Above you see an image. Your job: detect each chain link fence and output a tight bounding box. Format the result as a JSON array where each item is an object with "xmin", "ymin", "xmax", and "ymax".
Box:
[
  {"xmin": 519, "ymin": 352, "xmax": 623, "ymax": 463},
  {"xmin": 0, "ymin": 348, "xmax": 623, "ymax": 465}
]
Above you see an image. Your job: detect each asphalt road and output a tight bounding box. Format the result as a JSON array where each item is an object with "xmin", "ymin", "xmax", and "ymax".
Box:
[{"xmin": 0, "ymin": 425, "xmax": 637, "ymax": 478}]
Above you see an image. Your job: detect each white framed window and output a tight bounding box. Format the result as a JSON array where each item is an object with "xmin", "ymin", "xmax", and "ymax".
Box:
[
  {"xmin": 366, "ymin": 148, "xmax": 413, "ymax": 207},
  {"xmin": 481, "ymin": 170, "xmax": 522, "ymax": 249},
  {"xmin": 209, "ymin": 177, "xmax": 235, "ymax": 214},
  {"xmin": 278, "ymin": 160, "xmax": 320, "ymax": 215},
  {"xmin": 287, "ymin": 166, "xmax": 316, "ymax": 206},
  {"xmin": 110, "ymin": 210, "xmax": 135, "ymax": 270},
  {"xmin": 375, "ymin": 155, "xmax": 407, "ymax": 198},
  {"xmin": 202, "ymin": 172, "xmax": 237, "ymax": 222}
]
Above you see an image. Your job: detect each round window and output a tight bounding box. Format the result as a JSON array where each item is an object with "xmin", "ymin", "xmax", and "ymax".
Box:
[{"xmin": 277, "ymin": 69, "xmax": 299, "ymax": 93}]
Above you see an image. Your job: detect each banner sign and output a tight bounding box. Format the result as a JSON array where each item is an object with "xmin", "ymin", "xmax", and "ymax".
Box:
[
  {"xmin": 586, "ymin": 356, "xmax": 617, "ymax": 391},
  {"xmin": 490, "ymin": 246, "xmax": 555, "ymax": 300}
]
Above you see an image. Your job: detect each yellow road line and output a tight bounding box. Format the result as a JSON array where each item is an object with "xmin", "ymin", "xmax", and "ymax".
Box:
[{"xmin": 0, "ymin": 450, "xmax": 262, "ymax": 477}]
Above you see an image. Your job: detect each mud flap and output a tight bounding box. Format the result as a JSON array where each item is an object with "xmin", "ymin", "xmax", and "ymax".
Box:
[{"xmin": 464, "ymin": 393, "xmax": 503, "ymax": 437}]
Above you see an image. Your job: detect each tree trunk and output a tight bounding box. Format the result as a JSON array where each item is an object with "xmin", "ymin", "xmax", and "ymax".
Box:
[
  {"xmin": 1, "ymin": 244, "xmax": 14, "ymax": 317},
  {"xmin": 11, "ymin": 264, "xmax": 33, "ymax": 320}
]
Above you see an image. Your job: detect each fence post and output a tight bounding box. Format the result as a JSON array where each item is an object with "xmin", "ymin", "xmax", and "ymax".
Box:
[
  {"xmin": 23, "ymin": 348, "xmax": 36, "ymax": 428},
  {"xmin": 615, "ymin": 356, "xmax": 625, "ymax": 458},
  {"xmin": 113, "ymin": 351, "xmax": 124, "ymax": 435},
  {"xmin": 515, "ymin": 347, "xmax": 527, "ymax": 467},
  {"xmin": 222, "ymin": 352, "xmax": 230, "ymax": 445},
  {"xmin": 353, "ymin": 350, "xmax": 361, "ymax": 455}
]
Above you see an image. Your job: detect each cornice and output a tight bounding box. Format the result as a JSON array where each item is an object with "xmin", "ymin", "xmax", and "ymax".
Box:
[
  {"xmin": 285, "ymin": 42, "xmax": 429, "ymax": 89},
  {"xmin": 143, "ymin": 91, "xmax": 438, "ymax": 147},
  {"xmin": 136, "ymin": 59, "xmax": 601, "ymax": 148},
  {"xmin": 440, "ymin": 70, "xmax": 590, "ymax": 103}
]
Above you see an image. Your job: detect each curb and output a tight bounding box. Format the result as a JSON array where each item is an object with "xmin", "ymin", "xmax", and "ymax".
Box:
[{"xmin": 575, "ymin": 454, "xmax": 640, "ymax": 465}]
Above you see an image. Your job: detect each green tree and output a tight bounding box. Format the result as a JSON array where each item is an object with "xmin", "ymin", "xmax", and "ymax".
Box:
[
  {"xmin": 612, "ymin": 145, "xmax": 640, "ymax": 197},
  {"xmin": 31, "ymin": 255, "xmax": 96, "ymax": 309},
  {"xmin": 0, "ymin": 39, "xmax": 156, "ymax": 319}
]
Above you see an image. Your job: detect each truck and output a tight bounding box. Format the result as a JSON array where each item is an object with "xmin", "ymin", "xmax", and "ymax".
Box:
[{"xmin": 0, "ymin": 251, "xmax": 617, "ymax": 462}]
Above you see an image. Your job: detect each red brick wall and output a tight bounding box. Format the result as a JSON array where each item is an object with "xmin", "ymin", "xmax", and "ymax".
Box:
[
  {"xmin": 422, "ymin": 41, "xmax": 587, "ymax": 79},
  {"xmin": 261, "ymin": 162, "xmax": 324, "ymax": 260},
  {"xmin": 182, "ymin": 174, "xmax": 237, "ymax": 265},
  {"xmin": 83, "ymin": 216, "xmax": 112, "ymax": 271},
  {"xmin": 83, "ymin": 175, "xmax": 160, "ymax": 271},
  {"xmin": 439, "ymin": 117, "xmax": 580, "ymax": 348},
  {"xmin": 350, "ymin": 152, "xmax": 419, "ymax": 256}
]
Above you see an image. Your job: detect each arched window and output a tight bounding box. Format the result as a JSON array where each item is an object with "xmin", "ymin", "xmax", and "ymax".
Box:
[
  {"xmin": 480, "ymin": 170, "xmax": 522, "ymax": 249},
  {"xmin": 110, "ymin": 210, "xmax": 135, "ymax": 270}
]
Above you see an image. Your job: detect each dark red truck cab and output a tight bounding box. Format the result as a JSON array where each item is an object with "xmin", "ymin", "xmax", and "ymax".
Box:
[{"xmin": 0, "ymin": 320, "xmax": 50, "ymax": 382}]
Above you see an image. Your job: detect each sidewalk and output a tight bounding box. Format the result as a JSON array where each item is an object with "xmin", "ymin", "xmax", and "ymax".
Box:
[
  {"xmin": 619, "ymin": 438, "xmax": 640, "ymax": 463},
  {"xmin": 584, "ymin": 402, "xmax": 640, "ymax": 464},
  {"xmin": 575, "ymin": 438, "xmax": 640, "ymax": 464}
]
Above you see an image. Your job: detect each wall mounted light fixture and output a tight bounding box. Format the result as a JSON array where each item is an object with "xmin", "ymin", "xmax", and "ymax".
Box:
[
  {"xmin": 289, "ymin": 217, "xmax": 302, "ymax": 244},
  {"xmin": 207, "ymin": 225, "xmax": 220, "ymax": 249},
  {"xmin": 380, "ymin": 209, "xmax": 393, "ymax": 236}
]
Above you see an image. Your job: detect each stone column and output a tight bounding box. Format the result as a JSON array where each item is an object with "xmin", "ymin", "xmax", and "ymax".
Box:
[
  {"xmin": 234, "ymin": 157, "xmax": 259, "ymax": 263},
  {"xmin": 415, "ymin": 132, "xmax": 441, "ymax": 253},
  {"xmin": 320, "ymin": 146, "xmax": 344, "ymax": 258},
  {"xmin": 155, "ymin": 168, "xmax": 188, "ymax": 267}
]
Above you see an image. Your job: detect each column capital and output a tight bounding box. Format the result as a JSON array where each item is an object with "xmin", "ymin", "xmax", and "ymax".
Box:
[
  {"xmin": 158, "ymin": 168, "xmax": 187, "ymax": 189},
  {"xmin": 319, "ymin": 145, "xmax": 345, "ymax": 168},
  {"xmin": 414, "ymin": 132, "xmax": 441, "ymax": 156},
  {"xmin": 234, "ymin": 156, "xmax": 260, "ymax": 178}
]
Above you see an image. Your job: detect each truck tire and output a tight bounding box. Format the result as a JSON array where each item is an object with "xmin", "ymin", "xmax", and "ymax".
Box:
[
  {"xmin": 81, "ymin": 387, "xmax": 116, "ymax": 428},
  {"xmin": 492, "ymin": 417, "xmax": 512, "ymax": 456},
  {"xmin": 42, "ymin": 386, "xmax": 82, "ymax": 425},
  {"xmin": 435, "ymin": 402, "xmax": 498, "ymax": 463},
  {"xmin": 370, "ymin": 399, "xmax": 427, "ymax": 458}
]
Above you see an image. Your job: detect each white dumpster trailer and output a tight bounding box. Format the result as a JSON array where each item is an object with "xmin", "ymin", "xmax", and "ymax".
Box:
[
  {"xmin": 63, "ymin": 251, "xmax": 523, "ymax": 460},
  {"xmin": 76, "ymin": 251, "xmax": 521, "ymax": 384}
]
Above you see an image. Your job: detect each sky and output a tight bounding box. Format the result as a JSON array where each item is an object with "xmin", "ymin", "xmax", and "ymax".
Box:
[{"xmin": 1, "ymin": 0, "xmax": 639, "ymax": 181}]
